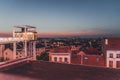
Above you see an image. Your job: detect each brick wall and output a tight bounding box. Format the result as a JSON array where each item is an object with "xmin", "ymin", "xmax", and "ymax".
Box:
[{"xmin": 71, "ymin": 55, "xmax": 105, "ymax": 67}]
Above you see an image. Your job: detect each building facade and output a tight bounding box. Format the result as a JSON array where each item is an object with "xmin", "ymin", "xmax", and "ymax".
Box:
[
  {"xmin": 71, "ymin": 51, "xmax": 105, "ymax": 66},
  {"xmin": 106, "ymin": 50, "xmax": 120, "ymax": 68},
  {"xmin": 49, "ymin": 53, "xmax": 71, "ymax": 63},
  {"xmin": 3, "ymin": 48, "xmax": 13, "ymax": 60},
  {"xmin": 105, "ymin": 38, "xmax": 120, "ymax": 68},
  {"xmin": 49, "ymin": 47, "xmax": 71, "ymax": 63}
]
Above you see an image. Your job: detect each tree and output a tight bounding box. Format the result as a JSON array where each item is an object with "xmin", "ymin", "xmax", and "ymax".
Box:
[{"xmin": 36, "ymin": 52, "xmax": 49, "ymax": 61}]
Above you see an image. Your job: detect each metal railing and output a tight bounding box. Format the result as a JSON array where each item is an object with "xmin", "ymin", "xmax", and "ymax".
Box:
[
  {"xmin": 0, "ymin": 56, "xmax": 32, "ymax": 68},
  {"xmin": 0, "ymin": 37, "xmax": 25, "ymax": 43}
]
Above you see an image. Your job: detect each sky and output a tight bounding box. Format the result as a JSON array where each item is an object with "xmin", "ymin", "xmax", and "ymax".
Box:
[{"xmin": 0, "ymin": 0, "xmax": 120, "ymax": 37}]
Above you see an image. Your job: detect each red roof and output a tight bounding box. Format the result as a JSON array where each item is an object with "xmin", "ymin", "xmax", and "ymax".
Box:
[
  {"xmin": 71, "ymin": 55, "xmax": 105, "ymax": 66},
  {"xmin": 78, "ymin": 51, "xmax": 86, "ymax": 55},
  {"xmin": 50, "ymin": 47, "xmax": 71, "ymax": 53},
  {"xmin": 84, "ymin": 47, "xmax": 98, "ymax": 54},
  {"xmin": 106, "ymin": 38, "xmax": 120, "ymax": 50}
]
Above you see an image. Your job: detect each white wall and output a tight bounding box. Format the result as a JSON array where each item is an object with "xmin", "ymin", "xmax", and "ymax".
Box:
[
  {"xmin": 106, "ymin": 50, "xmax": 120, "ymax": 68},
  {"xmin": 50, "ymin": 53, "xmax": 71, "ymax": 64}
]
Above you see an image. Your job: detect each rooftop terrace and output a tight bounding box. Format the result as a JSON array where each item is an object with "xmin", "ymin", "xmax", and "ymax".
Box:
[{"xmin": 1, "ymin": 61, "xmax": 120, "ymax": 80}]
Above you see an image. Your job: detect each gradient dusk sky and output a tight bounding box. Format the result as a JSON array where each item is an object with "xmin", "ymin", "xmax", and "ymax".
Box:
[{"xmin": 0, "ymin": 0, "xmax": 120, "ymax": 37}]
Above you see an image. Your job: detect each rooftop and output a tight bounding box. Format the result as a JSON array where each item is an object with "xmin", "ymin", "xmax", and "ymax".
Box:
[
  {"xmin": 106, "ymin": 38, "xmax": 120, "ymax": 50},
  {"xmin": 14, "ymin": 25, "xmax": 36, "ymax": 29},
  {"xmin": 50, "ymin": 47, "xmax": 71, "ymax": 53},
  {"xmin": 2, "ymin": 61, "xmax": 120, "ymax": 80}
]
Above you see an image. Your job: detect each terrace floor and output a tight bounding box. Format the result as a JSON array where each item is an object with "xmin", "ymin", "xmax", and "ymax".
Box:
[{"xmin": 1, "ymin": 61, "xmax": 120, "ymax": 80}]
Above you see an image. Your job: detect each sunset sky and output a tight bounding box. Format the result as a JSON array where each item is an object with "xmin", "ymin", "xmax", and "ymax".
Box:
[{"xmin": 0, "ymin": 0, "xmax": 120, "ymax": 37}]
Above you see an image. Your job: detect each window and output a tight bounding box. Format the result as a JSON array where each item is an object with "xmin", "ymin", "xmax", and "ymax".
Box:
[
  {"xmin": 59, "ymin": 57, "xmax": 62, "ymax": 62},
  {"xmin": 116, "ymin": 54, "xmax": 120, "ymax": 58},
  {"xmin": 84, "ymin": 57, "xmax": 88, "ymax": 60},
  {"xmin": 64, "ymin": 58, "xmax": 68, "ymax": 63},
  {"xmin": 54, "ymin": 57, "xmax": 57, "ymax": 62},
  {"xmin": 96, "ymin": 58, "xmax": 99, "ymax": 62},
  {"xmin": 109, "ymin": 53, "xmax": 113, "ymax": 58},
  {"xmin": 84, "ymin": 57, "xmax": 88, "ymax": 62}
]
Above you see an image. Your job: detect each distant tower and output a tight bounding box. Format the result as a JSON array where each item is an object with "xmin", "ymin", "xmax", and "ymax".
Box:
[{"xmin": 13, "ymin": 25, "xmax": 37, "ymax": 60}]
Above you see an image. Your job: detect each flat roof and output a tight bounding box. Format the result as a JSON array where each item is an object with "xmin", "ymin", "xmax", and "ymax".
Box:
[
  {"xmin": 2, "ymin": 61, "xmax": 120, "ymax": 80},
  {"xmin": 14, "ymin": 25, "xmax": 36, "ymax": 28}
]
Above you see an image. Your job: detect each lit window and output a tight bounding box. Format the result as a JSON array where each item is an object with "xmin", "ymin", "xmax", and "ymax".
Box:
[
  {"xmin": 109, "ymin": 53, "xmax": 113, "ymax": 58},
  {"xmin": 84, "ymin": 57, "xmax": 88, "ymax": 62},
  {"xmin": 116, "ymin": 54, "xmax": 120, "ymax": 58},
  {"xmin": 96, "ymin": 58, "xmax": 99, "ymax": 62},
  {"xmin": 84, "ymin": 57, "xmax": 88, "ymax": 60},
  {"xmin": 54, "ymin": 57, "xmax": 57, "ymax": 62}
]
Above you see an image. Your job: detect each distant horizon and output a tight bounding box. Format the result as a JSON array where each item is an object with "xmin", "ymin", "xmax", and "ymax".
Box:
[{"xmin": 0, "ymin": 31, "xmax": 120, "ymax": 38}]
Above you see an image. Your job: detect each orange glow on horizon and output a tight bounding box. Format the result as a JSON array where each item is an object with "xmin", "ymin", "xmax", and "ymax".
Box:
[
  {"xmin": 37, "ymin": 30, "xmax": 111, "ymax": 37},
  {"xmin": 0, "ymin": 29, "xmax": 113, "ymax": 37}
]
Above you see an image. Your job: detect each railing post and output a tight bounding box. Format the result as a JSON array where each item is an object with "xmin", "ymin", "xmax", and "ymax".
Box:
[
  {"xmin": 24, "ymin": 27, "xmax": 27, "ymax": 57},
  {"xmin": 33, "ymin": 41, "xmax": 36, "ymax": 60},
  {"xmin": 13, "ymin": 28, "xmax": 16, "ymax": 59},
  {"xmin": 13, "ymin": 42, "xmax": 16, "ymax": 59}
]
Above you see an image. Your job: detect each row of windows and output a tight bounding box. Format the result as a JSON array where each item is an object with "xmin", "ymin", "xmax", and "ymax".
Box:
[
  {"xmin": 15, "ymin": 34, "xmax": 34, "ymax": 40},
  {"xmin": 84, "ymin": 57, "xmax": 100, "ymax": 62},
  {"xmin": 54, "ymin": 57, "xmax": 68, "ymax": 63},
  {"xmin": 53, "ymin": 57, "xmax": 100, "ymax": 63},
  {"xmin": 109, "ymin": 53, "xmax": 120, "ymax": 58}
]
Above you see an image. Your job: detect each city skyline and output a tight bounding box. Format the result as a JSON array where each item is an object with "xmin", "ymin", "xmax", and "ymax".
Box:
[{"xmin": 0, "ymin": 0, "xmax": 120, "ymax": 37}]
